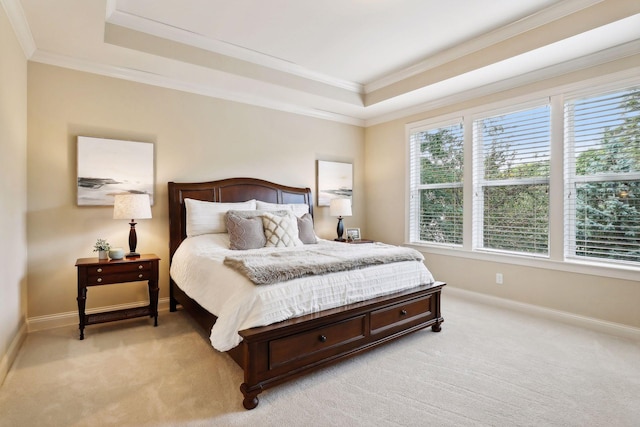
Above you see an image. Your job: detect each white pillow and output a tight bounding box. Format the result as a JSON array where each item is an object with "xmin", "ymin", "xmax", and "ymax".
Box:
[
  {"xmin": 185, "ymin": 198, "xmax": 256, "ymax": 237},
  {"xmin": 256, "ymin": 200, "xmax": 310, "ymax": 218}
]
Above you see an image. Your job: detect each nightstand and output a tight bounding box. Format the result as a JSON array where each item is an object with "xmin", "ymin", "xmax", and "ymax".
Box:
[
  {"xmin": 75, "ymin": 254, "xmax": 160, "ymax": 340},
  {"xmin": 336, "ymin": 239, "xmax": 375, "ymax": 244}
]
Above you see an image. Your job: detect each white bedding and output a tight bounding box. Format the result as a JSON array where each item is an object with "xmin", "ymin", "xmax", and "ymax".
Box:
[{"xmin": 170, "ymin": 234, "xmax": 435, "ymax": 351}]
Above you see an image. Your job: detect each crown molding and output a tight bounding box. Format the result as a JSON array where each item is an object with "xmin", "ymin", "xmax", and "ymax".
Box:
[
  {"xmin": 0, "ymin": 0, "xmax": 36, "ymax": 58},
  {"xmin": 29, "ymin": 49, "xmax": 365, "ymax": 127},
  {"xmin": 365, "ymin": 0, "xmax": 604, "ymax": 94},
  {"xmin": 16, "ymin": 0, "xmax": 637, "ymax": 129},
  {"xmin": 364, "ymin": 40, "xmax": 640, "ymax": 127},
  {"xmin": 106, "ymin": 7, "xmax": 364, "ymax": 95},
  {"xmin": 28, "ymin": 36, "xmax": 638, "ymax": 130}
]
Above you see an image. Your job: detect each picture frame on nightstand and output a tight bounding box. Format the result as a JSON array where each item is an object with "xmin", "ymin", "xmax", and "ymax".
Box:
[{"xmin": 346, "ymin": 228, "xmax": 360, "ymax": 241}]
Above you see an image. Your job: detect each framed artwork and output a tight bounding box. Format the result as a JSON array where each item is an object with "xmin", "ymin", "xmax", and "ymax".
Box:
[
  {"xmin": 346, "ymin": 228, "xmax": 361, "ymax": 241},
  {"xmin": 317, "ymin": 160, "xmax": 353, "ymax": 206},
  {"xmin": 77, "ymin": 136, "xmax": 154, "ymax": 206}
]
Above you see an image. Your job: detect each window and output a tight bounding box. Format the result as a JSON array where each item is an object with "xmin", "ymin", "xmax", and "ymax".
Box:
[
  {"xmin": 473, "ymin": 105, "xmax": 551, "ymax": 255},
  {"xmin": 407, "ymin": 78, "xmax": 640, "ymax": 272},
  {"xmin": 565, "ymin": 88, "xmax": 640, "ymax": 264},
  {"xmin": 409, "ymin": 120, "xmax": 464, "ymax": 245}
]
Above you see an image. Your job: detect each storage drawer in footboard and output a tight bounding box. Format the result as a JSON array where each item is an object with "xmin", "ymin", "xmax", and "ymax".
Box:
[
  {"xmin": 268, "ymin": 315, "xmax": 366, "ymax": 370},
  {"xmin": 370, "ymin": 294, "xmax": 435, "ymax": 337}
]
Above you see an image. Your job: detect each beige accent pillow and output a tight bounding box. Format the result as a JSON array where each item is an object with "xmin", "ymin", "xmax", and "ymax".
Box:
[{"xmin": 262, "ymin": 212, "xmax": 303, "ymax": 248}]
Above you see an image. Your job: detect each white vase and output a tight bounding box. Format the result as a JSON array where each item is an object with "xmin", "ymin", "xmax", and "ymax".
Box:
[{"xmin": 98, "ymin": 250, "xmax": 108, "ymax": 260}]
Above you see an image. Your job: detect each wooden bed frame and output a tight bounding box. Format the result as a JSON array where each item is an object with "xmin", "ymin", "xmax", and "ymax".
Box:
[{"xmin": 168, "ymin": 177, "xmax": 445, "ymax": 409}]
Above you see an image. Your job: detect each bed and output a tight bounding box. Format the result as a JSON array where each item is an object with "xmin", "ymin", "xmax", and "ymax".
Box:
[{"xmin": 168, "ymin": 177, "xmax": 445, "ymax": 409}]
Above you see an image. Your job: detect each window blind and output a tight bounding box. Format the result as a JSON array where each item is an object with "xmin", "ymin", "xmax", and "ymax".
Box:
[
  {"xmin": 473, "ymin": 105, "xmax": 551, "ymax": 254},
  {"xmin": 565, "ymin": 88, "xmax": 640, "ymax": 264},
  {"xmin": 409, "ymin": 121, "xmax": 464, "ymax": 245}
]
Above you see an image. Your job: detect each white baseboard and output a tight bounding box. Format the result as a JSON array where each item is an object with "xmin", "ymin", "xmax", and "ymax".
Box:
[
  {"xmin": 0, "ymin": 321, "xmax": 27, "ymax": 386},
  {"xmin": 22, "ymin": 289, "xmax": 640, "ymax": 342},
  {"xmin": 445, "ymin": 286, "xmax": 640, "ymax": 341},
  {"xmin": 27, "ymin": 297, "xmax": 171, "ymax": 333}
]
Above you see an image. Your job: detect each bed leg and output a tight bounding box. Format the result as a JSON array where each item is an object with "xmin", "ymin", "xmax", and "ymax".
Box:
[
  {"xmin": 169, "ymin": 279, "xmax": 177, "ymax": 312},
  {"xmin": 240, "ymin": 383, "xmax": 262, "ymax": 410},
  {"xmin": 432, "ymin": 319, "xmax": 443, "ymax": 332}
]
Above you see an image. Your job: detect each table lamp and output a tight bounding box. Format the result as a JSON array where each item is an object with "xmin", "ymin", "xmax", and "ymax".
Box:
[
  {"xmin": 113, "ymin": 193, "xmax": 152, "ymax": 258},
  {"xmin": 329, "ymin": 198, "xmax": 352, "ymax": 241}
]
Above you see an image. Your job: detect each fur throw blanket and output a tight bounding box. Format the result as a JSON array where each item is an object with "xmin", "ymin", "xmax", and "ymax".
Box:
[{"xmin": 223, "ymin": 242, "xmax": 424, "ymax": 285}]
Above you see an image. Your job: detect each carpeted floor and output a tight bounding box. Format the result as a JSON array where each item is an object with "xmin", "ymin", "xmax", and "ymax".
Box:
[{"xmin": 1, "ymin": 292, "xmax": 639, "ymax": 427}]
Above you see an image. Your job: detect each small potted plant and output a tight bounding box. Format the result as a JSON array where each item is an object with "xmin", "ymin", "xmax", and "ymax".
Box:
[{"xmin": 93, "ymin": 238, "xmax": 111, "ymax": 260}]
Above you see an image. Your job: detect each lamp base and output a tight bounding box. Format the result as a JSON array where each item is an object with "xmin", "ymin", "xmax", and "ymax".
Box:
[
  {"xmin": 127, "ymin": 221, "xmax": 139, "ymax": 258},
  {"xmin": 336, "ymin": 217, "xmax": 345, "ymax": 241}
]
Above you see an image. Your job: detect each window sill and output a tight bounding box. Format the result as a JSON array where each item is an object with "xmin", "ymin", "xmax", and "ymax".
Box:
[{"xmin": 405, "ymin": 242, "xmax": 640, "ymax": 282}]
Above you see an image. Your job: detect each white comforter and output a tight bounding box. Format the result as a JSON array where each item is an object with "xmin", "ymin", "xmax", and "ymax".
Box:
[{"xmin": 170, "ymin": 234, "xmax": 434, "ymax": 351}]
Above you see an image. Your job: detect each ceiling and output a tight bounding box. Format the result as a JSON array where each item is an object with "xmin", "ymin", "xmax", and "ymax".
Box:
[{"xmin": 6, "ymin": 0, "xmax": 640, "ymax": 125}]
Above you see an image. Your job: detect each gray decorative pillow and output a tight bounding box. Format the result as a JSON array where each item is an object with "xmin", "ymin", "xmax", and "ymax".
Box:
[
  {"xmin": 262, "ymin": 212, "xmax": 303, "ymax": 248},
  {"xmin": 297, "ymin": 213, "xmax": 317, "ymax": 244},
  {"xmin": 226, "ymin": 212, "xmax": 266, "ymax": 250}
]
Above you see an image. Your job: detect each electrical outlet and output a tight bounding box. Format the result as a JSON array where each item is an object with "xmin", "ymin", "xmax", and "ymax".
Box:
[{"xmin": 496, "ymin": 273, "xmax": 503, "ymax": 285}]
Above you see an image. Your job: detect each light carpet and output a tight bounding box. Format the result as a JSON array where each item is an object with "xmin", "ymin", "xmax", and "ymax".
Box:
[{"xmin": 1, "ymin": 292, "xmax": 639, "ymax": 427}]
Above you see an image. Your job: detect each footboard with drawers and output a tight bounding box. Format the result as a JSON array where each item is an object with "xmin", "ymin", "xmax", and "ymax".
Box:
[{"xmin": 236, "ymin": 282, "xmax": 445, "ymax": 409}]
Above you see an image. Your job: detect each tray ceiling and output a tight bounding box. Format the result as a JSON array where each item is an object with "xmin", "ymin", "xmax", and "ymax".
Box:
[{"xmin": 7, "ymin": 0, "xmax": 640, "ymax": 125}]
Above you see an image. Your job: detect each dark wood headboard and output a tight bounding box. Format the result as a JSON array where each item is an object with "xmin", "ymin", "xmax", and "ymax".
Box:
[{"xmin": 168, "ymin": 177, "xmax": 313, "ymax": 260}]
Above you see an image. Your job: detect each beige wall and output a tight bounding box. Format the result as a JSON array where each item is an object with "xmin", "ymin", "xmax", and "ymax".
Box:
[
  {"xmin": 365, "ymin": 55, "xmax": 640, "ymax": 329},
  {"xmin": 0, "ymin": 4, "xmax": 28, "ymax": 382},
  {"xmin": 19, "ymin": 32, "xmax": 640, "ymax": 334},
  {"xmin": 27, "ymin": 63, "xmax": 364, "ymax": 319}
]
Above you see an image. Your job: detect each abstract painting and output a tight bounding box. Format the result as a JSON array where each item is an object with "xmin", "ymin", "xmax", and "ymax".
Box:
[
  {"xmin": 317, "ymin": 160, "xmax": 352, "ymax": 206},
  {"xmin": 77, "ymin": 136, "xmax": 154, "ymax": 206}
]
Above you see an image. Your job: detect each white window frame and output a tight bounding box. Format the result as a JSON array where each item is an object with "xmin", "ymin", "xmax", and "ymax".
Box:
[
  {"xmin": 563, "ymin": 86, "xmax": 640, "ymax": 267},
  {"xmin": 471, "ymin": 100, "xmax": 552, "ymax": 256},
  {"xmin": 405, "ymin": 73, "xmax": 640, "ymax": 281},
  {"xmin": 407, "ymin": 116, "xmax": 464, "ymax": 247}
]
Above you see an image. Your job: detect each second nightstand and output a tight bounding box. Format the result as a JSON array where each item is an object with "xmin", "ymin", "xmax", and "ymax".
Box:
[{"xmin": 75, "ymin": 254, "xmax": 160, "ymax": 340}]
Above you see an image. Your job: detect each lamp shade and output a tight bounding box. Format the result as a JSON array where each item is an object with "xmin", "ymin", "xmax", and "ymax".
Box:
[
  {"xmin": 113, "ymin": 194, "xmax": 152, "ymax": 220},
  {"xmin": 329, "ymin": 198, "xmax": 352, "ymax": 217}
]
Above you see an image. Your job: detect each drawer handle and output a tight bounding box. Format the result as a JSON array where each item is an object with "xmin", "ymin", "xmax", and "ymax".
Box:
[
  {"xmin": 400, "ymin": 309, "xmax": 407, "ymax": 316},
  {"xmin": 318, "ymin": 335, "xmax": 327, "ymax": 343},
  {"xmin": 97, "ymin": 268, "xmax": 102, "ymax": 273},
  {"xmin": 97, "ymin": 278, "xmax": 102, "ymax": 283},
  {"xmin": 138, "ymin": 274, "xmax": 143, "ymax": 279},
  {"xmin": 138, "ymin": 265, "xmax": 144, "ymax": 270}
]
